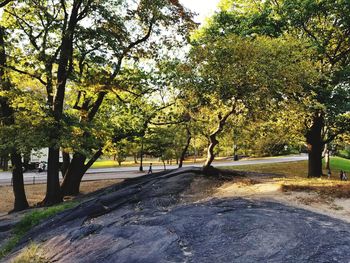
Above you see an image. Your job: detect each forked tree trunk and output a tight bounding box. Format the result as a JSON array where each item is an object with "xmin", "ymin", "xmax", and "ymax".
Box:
[
  {"xmin": 61, "ymin": 153, "xmax": 86, "ymax": 196},
  {"xmin": 306, "ymin": 113, "xmax": 324, "ymax": 177},
  {"xmin": 11, "ymin": 152, "xmax": 29, "ymax": 212},
  {"xmin": 204, "ymin": 107, "xmax": 235, "ymax": 169},
  {"xmin": 61, "ymin": 149, "xmax": 102, "ymax": 196},
  {"xmin": 179, "ymin": 128, "xmax": 191, "ymax": 168}
]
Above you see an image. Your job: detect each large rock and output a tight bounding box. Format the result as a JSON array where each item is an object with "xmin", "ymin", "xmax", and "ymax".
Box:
[{"xmin": 3, "ymin": 168, "xmax": 350, "ymax": 262}]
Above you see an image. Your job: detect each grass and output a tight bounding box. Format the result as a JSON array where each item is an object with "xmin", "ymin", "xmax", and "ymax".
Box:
[
  {"xmin": 0, "ymin": 202, "xmax": 76, "ymax": 259},
  {"xmin": 90, "ymin": 157, "xmax": 209, "ymax": 168},
  {"xmin": 224, "ymin": 156, "xmax": 350, "ymax": 178},
  {"xmin": 329, "ymin": 156, "xmax": 350, "ymax": 172},
  {"xmin": 11, "ymin": 243, "xmax": 48, "ymax": 263}
]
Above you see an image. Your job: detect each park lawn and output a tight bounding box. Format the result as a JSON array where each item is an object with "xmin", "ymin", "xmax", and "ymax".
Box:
[
  {"xmin": 329, "ymin": 156, "xmax": 350, "ymax": 172},
  {"xmin": 224, "ymin": 156, "xmax": 350, "ymax": 178},
  {"xmin": 90, "ymin": 157, "xmax": 208, "ymax": 169},
  {"xmin": 224, "ymin": 156, "xmax": 350, "ymax": 200}
]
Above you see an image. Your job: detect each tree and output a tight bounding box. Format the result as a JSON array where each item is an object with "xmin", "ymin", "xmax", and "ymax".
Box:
[
  {"xmin": 3, "ymin": 0, "xmax": 100, "ymax": 204},
  {"xmin": 0, "ymin": 1, "xmax": 29, "ymax": 211},
  {"xmin": 3, "ymin": 0, "xmax": 194, "ymax": 198},
  {"xmin": 59, "ymin": 0, "xmax": 194, "ymax": 195},
  {"xmin": 182, "ymin": 34, "xmax": 316, "ymax": 169},
  {"xmin": 208, "ymin": 0, "xmax": 350, "ymax": 177}
]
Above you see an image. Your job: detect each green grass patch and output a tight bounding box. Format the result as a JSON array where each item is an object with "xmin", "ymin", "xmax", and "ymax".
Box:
[
  {"xmin": 0, "ymin": 202, "xmax": 76, "ymax": 259},
  {"xmin": 329, "ymin": 156, "xmax": 350, "ymax": 172}
]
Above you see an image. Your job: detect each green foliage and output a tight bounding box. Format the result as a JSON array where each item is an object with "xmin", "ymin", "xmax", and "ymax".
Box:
[
  {"xmin": 205, "ymin": 0, "xmax": 350, "ymax": 144},
  {"xmin": 0, "ymin": 202, "xmax": 76, "ymax": 259}
]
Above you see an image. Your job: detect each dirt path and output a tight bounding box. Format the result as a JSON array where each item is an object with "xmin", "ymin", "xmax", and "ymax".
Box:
[{"xmin": 214, "ymin": 176, "xmax": 350, "ymax": 223}]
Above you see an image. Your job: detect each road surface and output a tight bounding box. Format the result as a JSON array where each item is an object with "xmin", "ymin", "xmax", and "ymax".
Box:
[{"xmin": 0, "ymin": 154, "xmax": 307, "ymax": 186}]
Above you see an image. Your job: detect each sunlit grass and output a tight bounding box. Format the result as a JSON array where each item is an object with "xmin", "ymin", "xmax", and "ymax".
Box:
[
  {"xmin": 0, "ymin": 202, "xmax": 76, "ymax": 259},
  {"xmin": 11, "ymin": 243, "xmax": 48, "ymax": 263},
  {"xmin": 279, "ymin": 177, "xmax": 350, "ymax": 199},
  {"xmin": 329, "ymin": 156, "xmax": 350, "ymax": 172},
  {"xmin": 224, "ymin": 156, "xmax": 350, "ymax": 178}
]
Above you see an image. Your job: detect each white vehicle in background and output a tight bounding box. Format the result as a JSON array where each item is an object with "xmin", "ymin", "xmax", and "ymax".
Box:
[{"xmin": 25, "ymin": 148, "xmax": 63, "ymax": 172}]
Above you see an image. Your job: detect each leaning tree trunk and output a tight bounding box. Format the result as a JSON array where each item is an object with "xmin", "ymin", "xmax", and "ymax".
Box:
[
  {"xmin": 306, "ymin": 113, "xmax": 324, "ymax": 177},
  {"xmin": 179, "ymin": 128, "xmax": 191, "ymax": 168},
  {"xmin": 204, "ymin": 107, "xmax": 235, "ymax": 169},
  {"xmin": 10, "ymin": 152, "xmax": 29, "ymax": 212}
]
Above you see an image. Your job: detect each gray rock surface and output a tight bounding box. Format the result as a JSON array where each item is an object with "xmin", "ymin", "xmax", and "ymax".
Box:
[{"xmin": 3, "ymin": 167, "xmax": 350, "ymax": 262}]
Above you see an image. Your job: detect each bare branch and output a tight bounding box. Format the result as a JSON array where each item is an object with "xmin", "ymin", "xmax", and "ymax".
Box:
[
  {"xmin": 5, "ymin": 9, "xmax": 42, "ymax": 51},
  {"xmin": 110, "ymin": 17, "xmax": 155, "ymax": 81},
  {"xmin": 6, "ymin": 65, "xmax": 47, "ymax": 86},
  {"xmin": 0, "ymin": 0, "xmax": 12, "ymax": 7}
]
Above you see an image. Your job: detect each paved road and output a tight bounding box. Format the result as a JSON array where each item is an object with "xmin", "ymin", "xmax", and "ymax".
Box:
[{"xmin": 0, "ymin": 154, "xmax": 307, "ymax": 186}]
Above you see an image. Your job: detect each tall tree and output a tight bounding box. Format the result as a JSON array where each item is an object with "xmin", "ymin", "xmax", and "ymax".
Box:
[
  {"xmin": 0, "ymin": 2, "xmax": 29, "ymax": 211},
  {"xmin": 208, "ymin": 0, "xmax": 350, "ymax": 177},
  {"xmin": 182, "ymin": 34, "xmax": 317, "ymax": 169},
  {"xmin": 60, "ymin": 0, "xmax": 194, "ymax": 195}
]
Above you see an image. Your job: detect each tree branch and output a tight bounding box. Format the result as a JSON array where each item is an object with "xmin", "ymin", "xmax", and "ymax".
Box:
[
  {"xmin": 87, "ymin": 91, "xmax": 107, "ymax": 121},
  {"xmin": 110, "ymin": 17, "xmax": 155, "ymax": 81},
  {"xmin": 0, "ymin": 0, "xmax": 11, "ymax": 7},
  {"xmin": 6, "ymin": 65, "xmax": 47, "ymax": 86}
]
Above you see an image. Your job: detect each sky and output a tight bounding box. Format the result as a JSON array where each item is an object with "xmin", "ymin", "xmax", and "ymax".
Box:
[{"xmin": 180, "ymin": 0, "xmax": 221, "ymax": 24}]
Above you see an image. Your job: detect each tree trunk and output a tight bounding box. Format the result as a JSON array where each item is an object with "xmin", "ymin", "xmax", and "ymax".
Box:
[
  {"xmin": 60, "ymin": 153, "xmax": 86, "ymax": 196},
  {"xmin": 2, "ymin": 155, "xmax": 8, "ymax": 171},
  {"xmin": 43, "ymin": 147, "xmax": 62, "ymax": 205},
  {"xmin": 179, "ymin": 128, "xmax": 191, "ymax": 168},
  {"xmin": 306, "ymin": 113, "xmax": 324, "ymax": 177},
  {"xmin": 204, "ymin": 107, "xmax": 235, "ymax": 169},
  {"xmin": 204, "ymin": 135, "xmax": 219, "ymax": 168},
  {"xmin": 325, "ymin": 149, "xmax": 330, "ymax": 170},
  {"xmin": 139, "ymin": 140, "xmax": 144, "ymax": 172},
  {"xmin": 61, "ymin": 149, "xmax": 102, "ymax": 196},
  {"xmin": 0, "ymin": 25, "xmax": 29, "ymax": 211},
  {"xmin": 43, "ymin": 3, "xmax": 81, "ymax": 205},
  {"xmin": 10, "ymin": 152, "xmax": 29, "ymax": 212},
  {"xmin": 61, "ymin": 150, "xmax": 71, "ymax": 178}
]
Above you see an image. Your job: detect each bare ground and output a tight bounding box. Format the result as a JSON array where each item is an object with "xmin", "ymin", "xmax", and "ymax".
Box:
[
  {"xmin": 0, "ymin": 180, "xmax": 123, "ymax": 214},
  {"xmin": 214, "ymin": 175, "xmax": 350, "ymax": 223}
]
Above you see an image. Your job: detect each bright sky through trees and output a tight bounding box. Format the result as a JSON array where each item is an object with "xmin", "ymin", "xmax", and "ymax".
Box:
[{"xmin": 180, "ymin": 0, "xmax": 220, "ymax": 23}]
